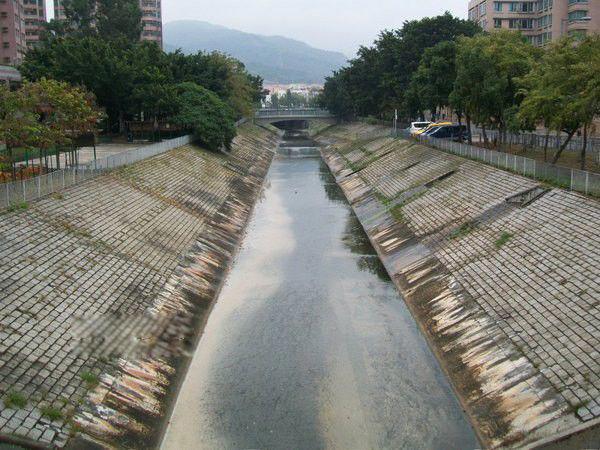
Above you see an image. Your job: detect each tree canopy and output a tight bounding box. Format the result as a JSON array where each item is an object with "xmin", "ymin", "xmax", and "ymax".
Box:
[
  {"xmin": 21, "ymin": 0, "xmax": 264, "ymax": 142},
  {"xmin": 319, "ymin": 12, "xmax": 480, "ymax": 119},
  {"xmin": 172, "ymin": 83, "xmax": 236, "ymax": 151},
  {"xmin": 518, "ymin": 36, "xmax": 600, "ymax": 166}
]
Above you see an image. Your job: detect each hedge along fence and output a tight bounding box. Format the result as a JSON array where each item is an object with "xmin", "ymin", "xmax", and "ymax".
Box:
[
  {"xmin": 392, "ymin": 130, "xmax": 600, "ymax": 197},
  {"xmin": 1, "ymin": 135, "xmax": 192, "ymax": 210}
]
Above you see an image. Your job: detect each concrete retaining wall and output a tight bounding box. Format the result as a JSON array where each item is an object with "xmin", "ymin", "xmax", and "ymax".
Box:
[
  {"xmin": 318, "ymin": 123, "xmax": 600, "ymax": 449},
  {"xmin": 0, "ymin": 124, "xmax": 277, "ymax": 448}
]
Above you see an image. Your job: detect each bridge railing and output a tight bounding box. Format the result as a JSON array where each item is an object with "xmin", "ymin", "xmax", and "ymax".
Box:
[{"xmin": 255, "ymin": 108, "xmax": 333, "ymax": 118}]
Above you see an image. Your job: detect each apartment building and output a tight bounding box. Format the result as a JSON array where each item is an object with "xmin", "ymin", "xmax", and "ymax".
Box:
[
  {"xmin": 0, "ymin": 0, "xmax": 46, "ymax": 65},
  {"xmin": 54, "ymin": 0, "xmax": 162, "ymax": 48},
  {"xmin": 468, "ymin": 0, "xmax": 600, "ymax": 46}
]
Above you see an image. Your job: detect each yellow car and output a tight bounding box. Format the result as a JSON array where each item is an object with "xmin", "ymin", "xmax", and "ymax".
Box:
[{"xmin": 413, "ymin": 121, "xmax": 452, "ymax": 136}]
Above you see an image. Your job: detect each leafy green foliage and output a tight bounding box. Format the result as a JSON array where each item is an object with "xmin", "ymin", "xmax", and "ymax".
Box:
[
  {"xmin": 408, "ymin": 41, "xmax": 458, "ymax": 118},
  {"xmin": 451, "ymin": 31, "xmax": 540, "ymax": 141},
  {"xmin": 40, "ymin": 405, "xmax": 64, "ymax": 421},
  {"xmin": 495, "ymin": 232, "xmax": 513, "ymax": 248},
  {"xmin": 80, "ymin": 371, "xmax": 99, "ymax": 387},
  {"xmin": 168, "ymin": 50, "xmax": 264, "ymax": 118},
  {"xmin": 0, "ymin": 80, "xmax": 101, "ymax": 177},
  {"xmin": 46, "ymin": 0, "xmax": 142, "ymax": 42},
  {"xmin": 22, "ymin": 36, "xmax": 263, "ymax": 134},
  {"xmin": 518, "ymin": 36, "xmax": 600, "ymax": 165},
  {"xmin": 172, "ymin": 83, "xmax": 236, "ymax": 151},
  {"xmin": 3, "ymin": 391, "xmax": 27, "ymax": 409},
  {"xmin": 320, "ymin": 12, "xmax": 480, "ymax": 120}
]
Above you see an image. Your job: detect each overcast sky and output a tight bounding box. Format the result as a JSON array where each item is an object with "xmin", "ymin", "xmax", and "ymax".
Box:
[{"xmin": 163, "ymin": 1, "xmax": 468, "ymax": 57}]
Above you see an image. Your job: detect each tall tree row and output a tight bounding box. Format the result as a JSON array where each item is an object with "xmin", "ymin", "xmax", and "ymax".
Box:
[
  {"xmin": 20, "ymin": 0, "xmax": 265, "ymax": 150},
  {"xmin": 321, "ymin": 12, "xmax": 600, "ymax": 168},
  {"xmin": 320, "ymin": 12, "xmax": 480, "ymax": 119}
]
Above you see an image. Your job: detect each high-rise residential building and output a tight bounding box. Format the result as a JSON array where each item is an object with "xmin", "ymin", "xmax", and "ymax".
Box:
[
  {"xmin": 468, "ymin": 0, "xmax": 600, "ymax": 46},
  {"xmin": 53, "ymin": 0, "xmax": 162, "ymax": 48},
  {"xmin": 140, "ymin": 0, "xmax": 162, "ymax": 47},
  {"xmin": 0, "ymin": 0, "xmax": 46, "ymax": 65}
]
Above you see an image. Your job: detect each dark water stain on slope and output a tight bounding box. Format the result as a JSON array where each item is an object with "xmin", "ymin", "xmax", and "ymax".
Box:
[{"xmin": 162, "ymin": 145, "xmax": 478, "ymax": 450}]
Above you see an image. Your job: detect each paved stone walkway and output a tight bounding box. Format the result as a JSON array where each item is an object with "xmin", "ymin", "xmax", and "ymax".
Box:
[
  {"xmin": 0, "ymin": 125, "xmax": 275, "ymax": 447},
  {"xmin": 319, "ymin": 124, "xmax": 600, "ymax": 448}
]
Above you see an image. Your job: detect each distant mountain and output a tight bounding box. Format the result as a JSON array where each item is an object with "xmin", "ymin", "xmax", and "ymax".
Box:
[{"xmin": 163, "ymin": 20, "xmax": 348, "ymax": 84}]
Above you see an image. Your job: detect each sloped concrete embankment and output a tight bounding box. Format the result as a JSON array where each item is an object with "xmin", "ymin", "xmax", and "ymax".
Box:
[
  {"xmin": 317, "ymin": 124, "xmax": 600, "ymax": 449},
  {"xmin": 0, "ymin": 124, "xmax": 276, "ymax": 448}
]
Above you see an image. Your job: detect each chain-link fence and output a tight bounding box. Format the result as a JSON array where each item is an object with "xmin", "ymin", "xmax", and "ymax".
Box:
[
  {"xmin": 1, "ymin": 135, "xmax": 192, "ymax": 210},
  {"xmin": 390, "ymin": 130, "xmax": 600, "ymax": 197}
]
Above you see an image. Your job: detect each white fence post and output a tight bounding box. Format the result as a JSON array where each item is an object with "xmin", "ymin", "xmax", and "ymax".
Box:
[
  {"xmin": 585, "ymin": 172, "xmax": 589, "ymax": 195},
  {"xmin": 570, "ymin": 170, "xmax": 574, "ymax": 191}
]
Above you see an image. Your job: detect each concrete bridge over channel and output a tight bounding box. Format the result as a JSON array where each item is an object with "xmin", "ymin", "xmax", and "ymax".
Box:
[{"xmin": 254, "ymin": 108, "xmax": 337, "ymax": 128}]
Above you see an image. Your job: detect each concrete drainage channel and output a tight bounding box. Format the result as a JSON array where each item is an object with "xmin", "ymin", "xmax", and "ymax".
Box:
[
  {"xmin": 160, "ymin": 129, "xmax": 479, "ymax": 449},
  {"xmin": 2, "ymin": 123, "xmax": 597, "ymax": 449}
]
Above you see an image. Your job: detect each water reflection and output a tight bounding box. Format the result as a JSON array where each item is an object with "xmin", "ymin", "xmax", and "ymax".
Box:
[
  {"xmin": 318, "ymin": 159, "xmax": 390, "ymax": 281},
  {"xmin": 318, "ymin": 159, "xmax": 347, "ymax": 204}
]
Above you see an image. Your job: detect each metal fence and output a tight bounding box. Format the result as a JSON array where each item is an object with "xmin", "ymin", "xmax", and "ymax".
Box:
[
  {"xmin": 391, "ymin": 130, "xmax": 600, "ymax": 197},
  {"xmin": 255, "ymin": 108, "xmax": 333, "ymax": 119},
  {"xmin": 471, "ymin": 128, "xmax": 600, "ymax": 163},
  {"xmin": 1, "ymin": 135, "xmax": 192, "ymax": 210}
]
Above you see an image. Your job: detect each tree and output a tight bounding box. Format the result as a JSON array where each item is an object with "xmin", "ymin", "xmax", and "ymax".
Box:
[
  {"xmin": 47, "ymin": 0, "xmax": 142, "ymax": 42},
  {"xmin": 172, "ymin": 83, "xmax": 236, "ymax": 151},
  {"xmin": 0, "ymin": 85, "xmax": 42, "ymax": 180},
  {"xmin": 95, "ymin": 0, "xmax": 142, "ymax": 42},
  {"xmin": 451, "ymin": 31, "xmax": 539, "ymax": 146},
  {"xmin": 21, "ymin": 36, "xmax": 139, "ymax": 132},
  {"xmin": 167, "ymin": 50, "xmax": 264, "ymax": 118},
  {"xmin": 0, "ymin": 80, "xmax": 101, "ymax": 178},
  {"xmin": 320, "ymin": 69, "xmax": 354, "ymax": 119},
  {"xmin": 25, "ymin": 79, "xmax": 103, "ymax": 169},
  {"xmin": 320, "ymin": 12, "xmax": 480, "ymax": 120},
  {"xmin": 518, "ymin": 36, "xmax": 600, "ymax": 167},
  {"xmin": 408, "ymin": 41, "xmax": 458, "ymax": 121}
]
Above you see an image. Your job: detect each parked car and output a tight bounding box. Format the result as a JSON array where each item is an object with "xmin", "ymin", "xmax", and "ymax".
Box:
[
  {"xmin": 409, "ymin": 121, "xmax": 431, "ymax": 135},
  {"xmin": 426, "ymin": 124, "xmax": 470, "ymax": 141},
  {"xmin": 414, "ymin": 121, "xmax": 452, "ymax": 136}
]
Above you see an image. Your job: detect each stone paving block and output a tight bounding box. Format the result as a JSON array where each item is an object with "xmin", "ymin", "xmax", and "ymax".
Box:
[
  {"xmin": 0, "ymin": 125, "xmax": 277, "ymax": 447},
  {"xmin": 319, "ymin": 124, "xmax": 600, "ymax": 448}
]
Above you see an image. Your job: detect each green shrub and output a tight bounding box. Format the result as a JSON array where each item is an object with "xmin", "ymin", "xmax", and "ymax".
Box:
[
  {"xmin": 40, "ymin": 405, "xmax": 63, "ymax": 421},
  {"xmin": 80, "ymin": 371, "xmax": 99, "ymax": 388},
  {"xmin": 495, "ymin": 231, "xmax": 513, "ymax": 248},
  {"xmin": 173, "ymin": 82, "xmax": 236, "ymax": 151},
  {"xmin": 3, "ymin": 391, "xmax": 27, "ymax": 409}
]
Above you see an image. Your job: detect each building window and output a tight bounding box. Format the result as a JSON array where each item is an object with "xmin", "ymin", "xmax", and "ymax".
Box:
[
  {"xmin": 568, "ymin": 10, "xmax": 589, "ymax": 21},
  {"xmin": 494, "ymin": 2, "xmax": 502, "ymax": 11},
  {"xmin": 509, "ymin": 2, "xmax": 535, "ymax": 12},
  {"xmin": 494, "ymin": 18, "xmax": 502, "ymax": 28},
  {"xmin": 479, "ymin": 2, "xmax": 487, "ymax": 15},
  {"xmin": 568, "ymin": 29, "xmax": 587, "ymax": 39},
  {"xmin": 509, "ymin": 18, "xmax": 534, "ymax": 28}
]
